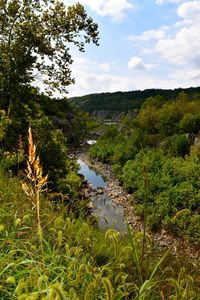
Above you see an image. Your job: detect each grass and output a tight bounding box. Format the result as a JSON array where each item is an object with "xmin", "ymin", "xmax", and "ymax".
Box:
[{"xmin": 0, "ymin": 169, "xmax": 200, "ymax": 299}]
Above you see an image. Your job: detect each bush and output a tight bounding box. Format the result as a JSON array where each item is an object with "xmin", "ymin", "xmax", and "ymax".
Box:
[
  {"xmin": 179, "ymin": 113, "xmax": 200, "ymax": 134},
  {"xmin": 121, "ymin": 149, "xmax": 200, "ymax": 243},
  {"xmin": 165, "ymin": 134, "xmax": 190, "ymax": 157},
  {"xmin": 89, "ymin": 140, "xmax": 115, "ymax": 162}
]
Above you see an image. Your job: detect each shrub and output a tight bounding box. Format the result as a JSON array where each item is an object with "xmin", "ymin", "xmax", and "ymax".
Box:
[
  {"xmin": 165, "ymin": 134, "xmax": 190, "ymax": 157},
  {"xmin": 122, "ymin": 149, "xmax": 200, "ymax": 243},
  {"xmin": 179, "ymin": 113, "xmax": 200, "ymax": 134}
]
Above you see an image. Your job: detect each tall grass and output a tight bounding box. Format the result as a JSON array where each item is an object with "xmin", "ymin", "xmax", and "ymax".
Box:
[{"xmin": 0, "ymin": 169, "xmax": 199, "ymax": 298}]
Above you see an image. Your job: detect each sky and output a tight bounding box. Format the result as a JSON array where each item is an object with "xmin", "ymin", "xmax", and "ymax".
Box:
[{"xmin": 65, "ymin": 0, "xmax": 200, "ymax": 97}]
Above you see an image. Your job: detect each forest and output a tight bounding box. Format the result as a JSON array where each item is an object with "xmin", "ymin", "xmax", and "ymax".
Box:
[
  {"xmin": 70, "ymin": 87, "xmax": 200, "ymax": 117},
  {"xmin": 0, "ymin": 0, "xmax": 200, "ymax": 299}
]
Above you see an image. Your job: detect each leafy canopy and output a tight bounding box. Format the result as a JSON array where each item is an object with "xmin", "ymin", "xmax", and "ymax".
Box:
[{"xmin": 0, "ymin": 0, "xmax": 99, "ymax": 107}]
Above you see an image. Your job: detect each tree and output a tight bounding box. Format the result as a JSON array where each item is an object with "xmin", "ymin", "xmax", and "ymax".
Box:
[
  {"xmin": 137, "ymin": 106, "xmax": 159, "ymax": 134},
  {"xmin": 179, "ymin": 113, "xmax": 200, "ymax": 134},
  {"xmin": 0, "ymin": 0, "xmax": 99, "ymax": 112},
  {"xmin": 156, "ymin": 102, "xmax": 183, "ymax": 136}
]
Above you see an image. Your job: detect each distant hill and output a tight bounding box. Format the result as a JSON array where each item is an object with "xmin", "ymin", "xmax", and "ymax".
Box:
[{"xmin": 69, "ymin": 87, "xmax": 200, "ymax": 119}]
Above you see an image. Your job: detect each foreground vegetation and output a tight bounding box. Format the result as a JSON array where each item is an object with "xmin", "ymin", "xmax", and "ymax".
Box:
[
  {"xmin": 1, "ymin": 167, "xmax": 200, "ymax": 299},
  {"xmin": 89, "ymin": 92, "xmax": 200, "ymax": 246}
]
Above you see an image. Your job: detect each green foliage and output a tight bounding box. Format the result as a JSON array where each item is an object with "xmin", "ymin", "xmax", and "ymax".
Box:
[
  {"xmin": 0, "ymin": 150, "xmax": 24, "ymax": 171},
  {"xmin": 0, "ymin": 0, "xmax": 99, "ymax": 110},
  {"xmin": 30, "ymin": 115, "xmax": 68, "ymax": 178},
  {"xmin": 112, "ymin": 140, "xmax": 137, "ymax": 165},
  {"xmin": 165, "ymin": 134, "xmax": 190, "ymax": 157},
  {"xmin": 89, "ymin": 125, "xmax": 140, "ymax": 165},
  {"xmin": 0, "ymin": 110, "xmax": 11, "ymax": 142},
  {"xmin": 122, "ymin": 148, "xmax": 200, "ymax": 244},
  {"xmin": 155, "ymin": 102, "xmax": 183, "ymax": 136},
  {"xmin": 89, "ymin": 140, "xmax": 115, "ymax": 163},
  {"xmin": 137, "ymin": 106, "xmax": 159, "ymax": 134},
  {"xmin": 136, "ymin": 92, "xmax": 200, "ymax": 138},
  {"xmin": 179, "ymin": 113, "xmax": 200, "ymax": 133},
  {"xmin": 89, "ymin": 126, "xmax": 118, "ymax": 162}
]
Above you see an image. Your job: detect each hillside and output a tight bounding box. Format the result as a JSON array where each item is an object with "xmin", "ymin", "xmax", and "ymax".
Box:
[{"xmin": 69, "ymin": 87, "xmax": 200, "ymax": 118}]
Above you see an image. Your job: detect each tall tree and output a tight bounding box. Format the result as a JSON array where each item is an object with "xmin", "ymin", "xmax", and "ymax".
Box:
[{"xmin": 0, "ymin": 0, "xmax": 99, "ymax": 112}]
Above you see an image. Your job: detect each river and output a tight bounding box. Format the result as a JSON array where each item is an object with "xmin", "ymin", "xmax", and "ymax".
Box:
[{"xmin": 77, "ymin": 159, "xmax": 127, "ymax": 233}]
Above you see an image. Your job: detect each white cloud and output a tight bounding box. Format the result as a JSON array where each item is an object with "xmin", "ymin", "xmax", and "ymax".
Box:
[
  {"xmin": 128, "ymin": 56, "xmax": 153, "ymax": 70},
  {"xmin": 128, "ymin": 29, "xmax": 166, "ymax": 42},
  {"xmin": 74, "ymin": 0, "xmax": 134, "ymax": 21},
  {"xmin": 156, "ymin": 0, "xmax": 186, "ymax": 4},
  {"xmin": 129, "ymin": 1, "xmax": 200, "ymax": 71},
  {"xmin": 154, "ymin": 1, "xmax": 200, "ymax": 66},
  {"xmin": 156, "ymin": 26, "xmax": 200, "ymax": 65},
  {"xmin": 171, "ymin": 68, "xmax": 200, "ymax": 82},
  {"xmin": 68, "ymin": 67, "xmax": 196, "ymax": 97},
  {"xmin": 128, "ymin": 57, "xmax": 145, "ymax": 70},
  {"xmin": 99, "ymin": 62, "xmax": 112, "ymax": 71},
  {"xmin": 72, "ymin": 56, "xmax": 116, "ymax": 73},
  {"xmin": 177, "ymin": 0, "xmax": 200, "ymax": 21},
  {"xmin": 73, "ymin": 57, "xmax": 88, "ymax": 65},
  {"xmin": 68, "ymin": 57, "xmax": 185, "ymax": 97}
]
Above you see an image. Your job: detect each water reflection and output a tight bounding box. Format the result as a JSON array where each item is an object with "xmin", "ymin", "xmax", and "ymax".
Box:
[
  {"xmin": 92, "ymin": 194, "xmax": 127, "ymax": 232},
  {"xmin": 77, "ymin": 159, "xmax": 106, "ymax": 188},
  {"xmin": 78, "ymin": 158, "xmax": 127, "ymax": 233}
]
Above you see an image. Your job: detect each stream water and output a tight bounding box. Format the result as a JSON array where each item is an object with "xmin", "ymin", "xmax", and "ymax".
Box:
[
  {"xmin": 77, "ymin": 159, "xmax": 106, "ymax": 188},
  {"xmin": 78, "ymin": 159, "xmax": 127, "ymax": 232}
]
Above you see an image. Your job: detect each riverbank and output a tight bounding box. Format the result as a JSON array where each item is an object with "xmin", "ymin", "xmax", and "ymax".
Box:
[{"xmin": 74, "ymin": 146, "xmax": 199, "ymax": 259}]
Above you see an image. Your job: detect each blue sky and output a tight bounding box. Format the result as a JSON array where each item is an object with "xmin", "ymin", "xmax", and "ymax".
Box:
[{"xmin": 65, "ymin": 0, "xmax": 200, "ymax": 97}]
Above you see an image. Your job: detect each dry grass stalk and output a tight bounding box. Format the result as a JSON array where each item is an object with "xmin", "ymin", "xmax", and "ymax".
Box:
[
  {"xmin": 22, "ymin": 127, "xmax": 48, "ymax": 263},
  {"xmin": 22, "ymin": 128, "xmax": 48, "ymax": 204}
]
